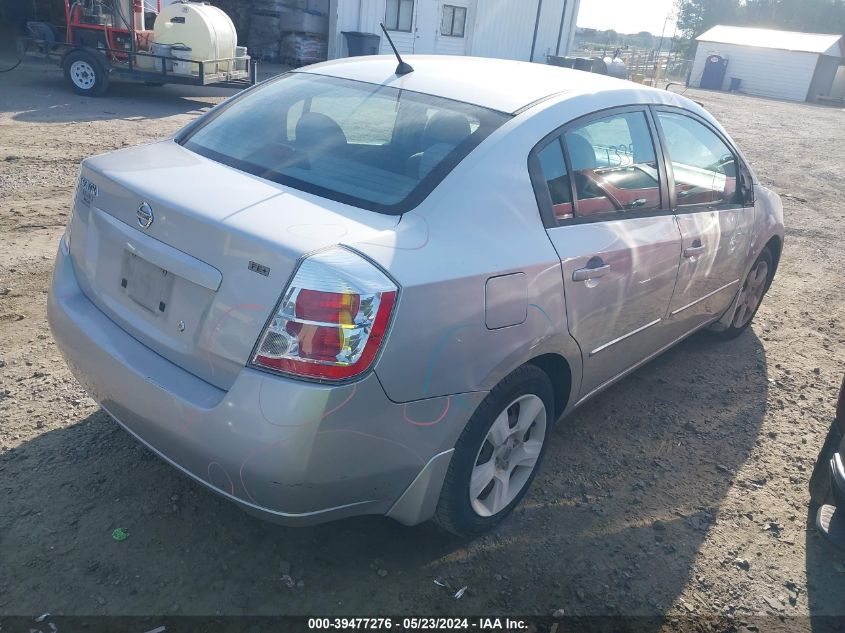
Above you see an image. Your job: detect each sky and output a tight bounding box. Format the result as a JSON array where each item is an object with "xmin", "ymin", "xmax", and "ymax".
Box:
[{"xmin": 576, "ymin": 0, "xmax": 678, "ymax": 36}]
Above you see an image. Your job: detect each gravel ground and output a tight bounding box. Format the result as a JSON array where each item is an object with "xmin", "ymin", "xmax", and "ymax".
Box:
[{"xmin": 1, "ymin": 52, "xmax": 844, "ymax": 629}]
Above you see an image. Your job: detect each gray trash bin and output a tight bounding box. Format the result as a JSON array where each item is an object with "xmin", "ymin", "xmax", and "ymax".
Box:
[
  {"xmin": 549, "ymin": 56, "xmax": 576, "ymax": 68},
  {"xmin": 573, "ymin": 57, "xmax": 593, "ymax": 72},
  {"xmin": 342, "ymin": 31, "xmax": 381, "ymax": 57}
]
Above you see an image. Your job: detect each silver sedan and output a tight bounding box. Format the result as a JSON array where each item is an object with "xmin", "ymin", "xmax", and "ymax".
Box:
[{"xmin": 48, "ymin": 55, "xmax": 784, "ymax": 536}]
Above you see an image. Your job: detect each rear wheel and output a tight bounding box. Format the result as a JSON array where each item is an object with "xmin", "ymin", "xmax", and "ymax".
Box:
[
  {"xmin": 63, "ymin": 50, "xmax": 109, "ymax": 97},
  {"xmin": 434, "ymin": 365, "xmax": 553, "ymax": 536},
  {"xmin": 712, "ymin": 246, "xmax": 773, "ymax": 340}
]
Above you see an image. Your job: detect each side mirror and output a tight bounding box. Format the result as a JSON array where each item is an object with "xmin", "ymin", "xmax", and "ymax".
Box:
[{"xmin": 739, "ymin": 165, "xmax": 755, "ymax": 206}]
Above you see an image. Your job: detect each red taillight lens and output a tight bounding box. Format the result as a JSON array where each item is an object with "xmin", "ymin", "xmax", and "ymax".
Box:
[
  {"xmin": 295, "ymin": 289, "xmax": 361, "ymax": 324},
  {"xmin": 251, "ymin": 247, "xmax": 398, "ymax": 382},
  {"xmin": 294, "ymin": 323, "xmax": 342, "ymax": 362}
]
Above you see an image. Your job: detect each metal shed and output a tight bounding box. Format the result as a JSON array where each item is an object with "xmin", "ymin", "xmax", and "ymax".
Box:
[{"xmin": 690, "ymin": 25, "xmax": 845, "ymax": 102}]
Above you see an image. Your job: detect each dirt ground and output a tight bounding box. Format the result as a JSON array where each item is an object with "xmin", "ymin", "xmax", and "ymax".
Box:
[{"xmin": 1, "ymin": 48, "xmax": 845, "ymax": 629}]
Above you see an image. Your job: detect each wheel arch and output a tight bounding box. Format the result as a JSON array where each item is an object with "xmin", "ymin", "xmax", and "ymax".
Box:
[
  {"xmin": 711, "ymin": 231, "xmax": 782, "ymax": 333},
  {"xmin": 526, "ymin": 352, "xmax": 573, "ymax": 422},
  {"xmin": 61, "ymin": 46, "xmax": 112, "ymax": 72},
  {"xmin": 763, "ymin": 234, "xmax": 782, "ymax": 291},
  {"xmin": 389, "ymin": 353, "xmax": 575, "ymax": 528}
]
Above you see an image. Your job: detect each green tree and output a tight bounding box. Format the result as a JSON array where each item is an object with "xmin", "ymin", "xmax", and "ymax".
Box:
[
  {"xmin": 675, "ymin": 0, "xmax": 741, "ymax": 40},
  {"xmin": 677, "ymin": 0, "xmax": 845, "ymax": 39}
]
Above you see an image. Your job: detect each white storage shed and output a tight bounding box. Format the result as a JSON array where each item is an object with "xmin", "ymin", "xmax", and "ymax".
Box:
[
  {"xmin": 690, "ymin": 25, "xmax": 845, "ymax": 102},
  {"xmin": 330, "ymin": 0, "xmax": 580, "ymax": 63}
]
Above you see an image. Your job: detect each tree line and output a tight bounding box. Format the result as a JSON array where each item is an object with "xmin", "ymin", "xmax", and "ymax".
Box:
[{"xmin": 675, "ymin": 0, "xmax": 845, "ymax": 52}]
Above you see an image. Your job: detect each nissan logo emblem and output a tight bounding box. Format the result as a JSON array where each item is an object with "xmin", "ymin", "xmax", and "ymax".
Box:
[{"xmin": 137, "ymin": 202, "xmax": 154, "ymax": 229}]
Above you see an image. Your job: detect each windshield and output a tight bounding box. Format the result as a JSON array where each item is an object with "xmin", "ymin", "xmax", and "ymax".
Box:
[{"xmin": 181, "ymin": 73, "xmax": 511, "ymax": 214}]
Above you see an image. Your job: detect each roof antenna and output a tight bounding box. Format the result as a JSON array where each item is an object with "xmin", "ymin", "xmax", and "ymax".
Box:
[{"xmin": 380, "ymin": 23, "xmax": 414, "ymax": 75}]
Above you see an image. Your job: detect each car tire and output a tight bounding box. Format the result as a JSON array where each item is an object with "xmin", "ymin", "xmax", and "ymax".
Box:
[
  {"xmin": 63, "ymin": 50, "xmax": 109, "ymax": 97},
  {"xmin": 810, "ymin": 421, "xmax": 842, "ymax": 507},
  {"xmin": 712, "ymin": 246, "xmax": 774, "ymax": 340},
  {"xmin": 433, "ymin": 364, "xmax": 554, "ymax": 537}
]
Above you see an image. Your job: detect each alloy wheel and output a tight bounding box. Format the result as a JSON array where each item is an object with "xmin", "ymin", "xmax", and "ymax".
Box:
[{"xmin": 469, "ymin": 394, "xmax": 547, "ymax": 517}]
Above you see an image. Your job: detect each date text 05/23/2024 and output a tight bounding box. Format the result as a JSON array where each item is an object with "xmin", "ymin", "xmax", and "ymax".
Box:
[{"xmin": 307, "ymin": 617, "xmax": 532, "ymax": 630}]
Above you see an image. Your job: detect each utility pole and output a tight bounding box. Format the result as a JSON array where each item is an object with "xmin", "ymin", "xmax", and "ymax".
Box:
[{"xmin": 654, "ymin": 9, "xmax": 674, "ymax": 84}]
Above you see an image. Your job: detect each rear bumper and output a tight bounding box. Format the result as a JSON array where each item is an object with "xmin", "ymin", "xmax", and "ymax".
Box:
[{"xmin": 48, "ymin": 241, "xmax": 478, "ymax": 526}]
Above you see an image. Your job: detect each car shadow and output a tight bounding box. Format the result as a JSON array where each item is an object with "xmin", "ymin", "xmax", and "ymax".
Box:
[
  {"xmin": 1, "ymin": 62, "xmax": 285, "ymax": 124},
  {"xmin": 3, "ymin": 66, "xmax": 226, "ymax": 124},
  {"xmin": 1, "ymin": 329, "xmax": 768, "ymax": 620}
]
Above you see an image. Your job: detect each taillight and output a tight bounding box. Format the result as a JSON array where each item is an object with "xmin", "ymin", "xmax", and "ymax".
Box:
[{"xmin": 251, "ymin": 247, "xmax": 398, "ymax": 381}]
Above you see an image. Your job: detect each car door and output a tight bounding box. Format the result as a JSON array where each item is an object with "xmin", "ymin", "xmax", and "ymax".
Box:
[
  {"xmin": 530, "ymin": 107, "xmax": 683, "ymax": 399},
  {"xmin": 653, "ymin": 108, "xmax": 755, "ymax": 333}
]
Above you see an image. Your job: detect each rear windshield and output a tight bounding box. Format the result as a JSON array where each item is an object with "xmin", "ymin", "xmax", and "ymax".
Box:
[{"xmin": 180, "ymin": 73, "xmax": 511, "ymax": 214}]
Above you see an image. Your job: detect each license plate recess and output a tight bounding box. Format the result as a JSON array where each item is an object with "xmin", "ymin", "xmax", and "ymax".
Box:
[{"xmin": 120, "ymin": 251, "xmax": 175, "ymax": 315}]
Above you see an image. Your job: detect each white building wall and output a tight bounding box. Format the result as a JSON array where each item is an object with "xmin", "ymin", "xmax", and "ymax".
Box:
[
  {"xmin": 435, "ymin": 32, "xmax": 468, "ymax": 55},
  {"xmin": 466, "ymin": 0, "xmax": 534, "ymax": 60},
  {"xmin": 691, "ymin": 41, "xmax": 820, "ymax": 102},
  {"xmin": 333, "ymin": 0, "xmax": 579, "ymax": 62},
  {"xmin": 471, "ymin": 0, "xmax": 578, "ymax": 62}
]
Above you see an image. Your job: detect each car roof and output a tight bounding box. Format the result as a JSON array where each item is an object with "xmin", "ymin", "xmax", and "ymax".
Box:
[{"xmin": 298, "ymin": 55, "xmax": 665, "ymax": 114}]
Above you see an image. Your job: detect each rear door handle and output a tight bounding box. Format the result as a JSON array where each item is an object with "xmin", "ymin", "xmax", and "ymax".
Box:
[
  {"xmin": 683, "ymin": 243, "xmax": 706, "ymax": 257},
  {"xmin": 572, "ymin": 263, "xmax": 611, "ymax": 281}
]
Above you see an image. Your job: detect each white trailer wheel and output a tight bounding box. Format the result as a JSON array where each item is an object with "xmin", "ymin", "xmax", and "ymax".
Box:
[{"xmin": 69, "ymin": 60, "xmax": 96, "ymax": 90}]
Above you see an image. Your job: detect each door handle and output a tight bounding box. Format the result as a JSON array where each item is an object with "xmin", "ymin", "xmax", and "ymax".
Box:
[
  {"xmin": 572, "ymin": 263, "xmax": 611, "ymax": 281},
  {"xmin": 626, "ymin": 198, "xmax": 647, "ymax": 209},
  {"xmin": 683, "ymin": 243, "xmax": 706, "ymax": 257}
]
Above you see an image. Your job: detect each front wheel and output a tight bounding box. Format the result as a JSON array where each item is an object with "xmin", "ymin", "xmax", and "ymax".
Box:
[
  {"xmin": 434, "ymin": 365, "xmax": 553, "ymax": 536},
  {"xmin": 712, "ymin": 246, "xmax": 773, "ymax": 340},
  {"xmin": 63, "ymin": 50, "xmax": 109, "ymax": 97}
]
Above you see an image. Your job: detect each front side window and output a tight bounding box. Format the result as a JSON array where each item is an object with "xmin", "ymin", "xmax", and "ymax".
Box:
[
  {"xmin": 656, "ymin": 111, "xmax": 738, "ymax": 208},
  {"xmin": 385, "ymin": 0, "xmax": 414, "ymax": 32},
  {"xmin": 441, "ymin": 5, "xmax": 467, "ymax": 37},
  {"xmin": 562, "ymin": 111, "xmax": 661, "ymax": 218},
  {"xmin": 181, "ymin": 73, "xmax": 509, "ymax": 214}
]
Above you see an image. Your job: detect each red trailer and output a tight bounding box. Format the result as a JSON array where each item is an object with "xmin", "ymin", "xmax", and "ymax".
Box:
[{"xmin": 19, "ymin": 0, "xmax": 257, "ymax": 96}]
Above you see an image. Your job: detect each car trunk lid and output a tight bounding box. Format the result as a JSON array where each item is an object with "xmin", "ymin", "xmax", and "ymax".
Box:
[{"xmin": 68, "ymin": 140, "xmax": 400, "ymax": 390}]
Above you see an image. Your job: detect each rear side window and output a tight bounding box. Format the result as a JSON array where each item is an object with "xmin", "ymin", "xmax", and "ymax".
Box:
[
  {"xmin": 563, "ymin": 111, "xmax": 661, "ymax": 218},
  {"xmin": 181, "ymin": 73, "xmax": 510, "ymax": 214},
  {"xmin": 534, "ymin": 110, "xmax": 661, "ymax": 223},
  {"xmin": 656, "ymin": 112, "xmax": 739, "ymax": 208}
]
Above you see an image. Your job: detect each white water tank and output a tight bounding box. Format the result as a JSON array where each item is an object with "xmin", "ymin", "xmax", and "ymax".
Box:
[
  {"xmin": 153, "ymin": 1, "xmax": 237, "ymax": 75},
  {"xmin": 603, "ymin": 56, "xmax": 627, "ymax": 79}
]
